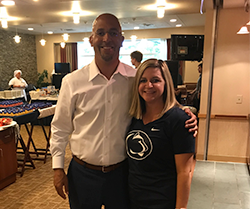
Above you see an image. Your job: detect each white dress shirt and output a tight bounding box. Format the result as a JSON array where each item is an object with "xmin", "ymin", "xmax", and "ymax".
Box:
[{"xmin": 50, "ymin": 60, "xmax": 136, "ymax": 169}]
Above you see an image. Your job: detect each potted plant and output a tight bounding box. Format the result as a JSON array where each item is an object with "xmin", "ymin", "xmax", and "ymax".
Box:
[{"xmin": 37, "ymin": 70, "xmax": 49, "ymax": 88}]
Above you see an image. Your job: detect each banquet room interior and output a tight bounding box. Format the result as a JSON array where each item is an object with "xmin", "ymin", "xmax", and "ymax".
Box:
[{"xmin": 0, "ymin": 0, "xmax": 250, "ymax": 209}]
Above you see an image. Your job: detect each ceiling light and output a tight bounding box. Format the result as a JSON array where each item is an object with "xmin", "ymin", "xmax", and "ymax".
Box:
[
  {"xmin": 0, "ymin": 7, "xmax": 8, "ymax": 28},
  {"xmin": 60, "ymin": 42, "xmax": 66, "ymax": 48},
  {"xmin": 73, "ymin": 12, "xmax": 80, "ymax": 24},
  {"xmin": 40, "ymin": 39, "xmax": 46, "ymax": 46},
  {"xmin": 72, "ymin": 1, "xmax": 81, "ymax": 24},
  {"xmin": 28, "ymin": 28, "xmax": 34, "ymax": 31},
  {"xmin": 47, "ymin": 31, "xmax": 53, "ymax": 34},
  {"xmin": 134, "ymin": 26, "xmax": 139, "ymax": 30},
  {"xmin": 176, "ymin": 24, "xmax": 182, "ymax": 27},
  {"xmin": 170, "ymin": 19, "xmax": 177, "ymax": 22},
  {"xmin": 237, "ymin": 26, "xmax": 249, "ymax": 34},
  {"xmin": 1, "ymin": 18, "xmax": 7, "ymax": 28},
  {"xmin": 62, "ymin": 33, "xmax": 69, "ymax": 41},
  {"xmin": 1, "ymin": 1, "xmax": 15, "ymax": 6},
  {"xmin": 13, "ymin": 34, "xmax": 21, "ymax": 43},
  {"xmin": 157, "ymin": 5, "xmax": 165, "ymax": 18}
]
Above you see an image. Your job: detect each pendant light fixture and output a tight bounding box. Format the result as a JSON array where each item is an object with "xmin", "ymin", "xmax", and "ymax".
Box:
[
  {"xmin": 0, "ymin": 7, "xmax": 8, "ymax": 28},
  {"xmin": 237, "ymin": 26, "xmax": 249, "ymax": 34},
  {"xmin": 13, "ymin": 28, "xmax": 21, "ymax": 43},
  {"xmin": 40, "ymin": 38, "xmax": 46, "ymax": 46},
  {"xmin": 237, "ymin": 0, "xmax": 250, "ymax": 35},
  {"xmin": 62, "ymin": 33, "xmax": 69, "ymax": 41},
  {"xmin": 72, "ymin": 1, "xmax": 81, "ymax": 24},
  {"xmin": 40, "ymin": 27, "xmax": 46, "ymax": 46},
  {"xmin": 157, "ymin": 5, "xmax": 165, "ymax": 18},
  {"xmin": 156, "ymin": 0, "xmax": 166, "ymax": 18},
  {"xmin": 60, "ymin": 42, "xmax": 66, "ymax": 48}
]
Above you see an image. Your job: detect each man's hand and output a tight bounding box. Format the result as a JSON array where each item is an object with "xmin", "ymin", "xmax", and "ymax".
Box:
[
  {"xmin": 183, "ymin": 108, "xmax": 198, "ymax": 137},
  {"xmin": 54, "ymin": 168, "xmax": 69, "ymax": 199}
]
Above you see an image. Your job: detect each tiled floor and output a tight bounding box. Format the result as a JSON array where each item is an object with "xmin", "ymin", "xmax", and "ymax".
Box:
[
  {"xmin": 188, "ymin": 161, "xmax": 250, "ymax": 209},
  {"xmin": 0, "ymin": 125, "xmax": 250, "ymax": 209}
]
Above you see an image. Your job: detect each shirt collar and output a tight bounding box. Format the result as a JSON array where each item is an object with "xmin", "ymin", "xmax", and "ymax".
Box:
[{"xmin": 88, "ymin": 59, "xmax": 128, "ymax": 81}]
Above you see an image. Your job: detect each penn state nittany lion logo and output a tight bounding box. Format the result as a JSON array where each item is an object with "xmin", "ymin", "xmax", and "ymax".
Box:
[{"xmin": 126, "ymin": 130, "xmax": 153, "ymax": 160}]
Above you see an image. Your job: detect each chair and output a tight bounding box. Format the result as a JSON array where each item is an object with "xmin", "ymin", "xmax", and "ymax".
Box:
[
  {"xmin": 25, "ymin": 84, "xmax": 37, "ymax": 102},
  {"xmin": 177, "ymin": 85, "xmax": 188, "ymax": 105}
]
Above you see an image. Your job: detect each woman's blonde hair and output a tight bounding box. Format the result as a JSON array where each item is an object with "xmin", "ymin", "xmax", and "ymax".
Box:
[{"xmin": 129, "ymin": 59, "xmax": 180, "ymax": 119}]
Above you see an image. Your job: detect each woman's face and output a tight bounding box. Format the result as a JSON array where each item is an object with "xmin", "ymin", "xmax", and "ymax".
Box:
[
  {"xmin": 16, "ymin": 72, "xmax": 21, "ymax": 79},
  {"xmin": 138, "ymin": 67, "xmax": 165, "ymax": 105}
]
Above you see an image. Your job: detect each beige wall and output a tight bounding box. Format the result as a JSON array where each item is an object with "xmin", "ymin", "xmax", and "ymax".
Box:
[
  {"xmin": 197, "ymin": 8, "xmax": 250, "ymax": 162},
  {"xmin": 35, "ymin": 26, "xmax": 204, "ymax": 76},
  {"xmin": 184, "ymin": 61, "xmax": 200, "ymax": 83},
  {"xmin": 200, "ymin": 8, "xmax": 250, "ymax": 116}
]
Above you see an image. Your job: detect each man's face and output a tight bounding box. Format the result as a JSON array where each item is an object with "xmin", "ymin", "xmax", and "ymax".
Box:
[
  {"xmin": 131, "ymin": 57, "xmax": 136, "ymax": 66},
  {"xmin": 198, "ymin": 66, "xmax": 202, "ymax": 74},
  {"xmin": 89, "ymin": 14, "xmax": 124, "ymax": 62}
]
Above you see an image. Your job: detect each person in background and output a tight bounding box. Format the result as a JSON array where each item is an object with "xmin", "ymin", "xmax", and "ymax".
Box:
[
  {"xmin": 127, "ymin": 59, "xmax": 195, "ymax": 209},
  {"xmin": 175, "ymin": 72, "xmax": 184, "ymax": 104},
  {"xmin": 130, "ymin": 50, "xmax": 143, "ymax": 69},
  {"xmin": 50, "ymin": 13, "xmax": 198, "ymax": 209},
  {"xmin": 8, "ymin": 69, "xmax": 28, "ymax": 101},
  {"xmin": 190, "ymin": 63, "xmax": 202, "ymax": 113}
]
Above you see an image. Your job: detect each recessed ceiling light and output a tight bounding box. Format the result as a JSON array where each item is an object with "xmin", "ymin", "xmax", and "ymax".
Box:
[
  {"xmin": 1, "ymin": 0, "xmax": 15, "ymax": 6},
  {"xmin": 170, "ymin": 19, "xmax": 177, "ymax": 22},
  {"xmin": 134, "ymin": 26, "xmax": 139, "ymax": 30},
  {"xmin": 28, "ymin": 28, "xmax": 34, "ymax": 31},
  {"xmin": 176, "ymin": 24, "xmax": 182, "ymax": 27},
  {"xmin": 47, "ymin": 31, "xmax": 53, "ymax": 34}
]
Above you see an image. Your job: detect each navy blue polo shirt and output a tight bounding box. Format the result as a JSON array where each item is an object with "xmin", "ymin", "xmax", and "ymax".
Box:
[{"xmin": 126, "ymin": 107, "xmax": 195, "ymax": 209}]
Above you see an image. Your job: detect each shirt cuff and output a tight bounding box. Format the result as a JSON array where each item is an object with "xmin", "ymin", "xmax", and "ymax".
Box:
[{"xmin": 52, "ymin": 155, "xmax": 65, "ymax": 169}]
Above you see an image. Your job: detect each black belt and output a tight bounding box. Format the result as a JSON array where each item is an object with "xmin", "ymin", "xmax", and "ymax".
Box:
[{"xmin": 73, "ymin": 155, "xmax": 124, "ymax": 173}]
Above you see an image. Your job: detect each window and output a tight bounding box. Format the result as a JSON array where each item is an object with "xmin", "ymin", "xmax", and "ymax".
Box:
[{"xmin": 77, "ymin": 38, "xmax": 167, "ymax": 69}]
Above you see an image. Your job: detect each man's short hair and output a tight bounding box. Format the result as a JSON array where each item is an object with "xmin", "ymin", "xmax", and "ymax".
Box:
[
  {"xmin": 130, "ymin": 51, "xmax": 143, "ymax": 62},
  {"xmin": 198, "ymin": 63, "xmax": 203, "ymax": 68}
]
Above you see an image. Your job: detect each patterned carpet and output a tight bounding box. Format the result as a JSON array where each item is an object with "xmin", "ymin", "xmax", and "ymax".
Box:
[{"xmin": 0, "ymin": 124, "xmax": 72, "ymax": 209}]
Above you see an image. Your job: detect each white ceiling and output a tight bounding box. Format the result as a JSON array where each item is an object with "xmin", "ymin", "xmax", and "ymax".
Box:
[{"xmin": 0, "ymin": 0, "xmax": 245, "ymax": 35}]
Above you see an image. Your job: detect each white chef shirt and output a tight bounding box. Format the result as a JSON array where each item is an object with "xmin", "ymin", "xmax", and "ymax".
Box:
[
  {"xmin": 50, "ymin": 60, "xmax": 136, "ymax": 169},
  {"xmin": 8, "ymin": 77, "xmax": 28, "ymax": 99}
]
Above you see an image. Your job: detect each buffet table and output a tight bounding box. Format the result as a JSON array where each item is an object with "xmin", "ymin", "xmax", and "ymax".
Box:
[
  {"xmin": 14, "ymin": 105, "xmax": 56, "ymax": 176},
  {"xmin": 0, "ymin": 102, "xmax": 56, "ymax": 177}
]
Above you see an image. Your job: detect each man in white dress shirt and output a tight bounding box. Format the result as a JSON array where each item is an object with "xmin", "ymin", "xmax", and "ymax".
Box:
[{"xmin": 50, "ymin": 13, "xmax": 197, "ymax": 209}]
